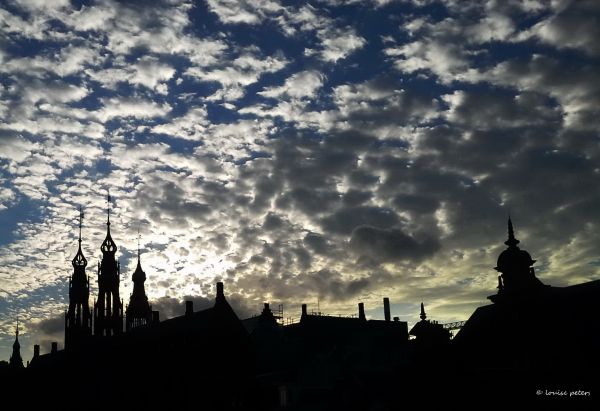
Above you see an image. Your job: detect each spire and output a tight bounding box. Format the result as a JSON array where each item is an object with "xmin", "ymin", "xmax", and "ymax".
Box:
[
  {"xmin": 504, "ymin": 216, "xmax": 520, "ymax": 247},
  {"xmin": 420, "ymin": 302, "xmax": 427, "ymax": 321},
  {"xmin": 72, "ymin": 206, "xmax": 87, "ymax": 267},
  {"xmin": 107, "ymin": 189, "xmax": 111, "ymax": 227},
  {"xmin": 10, "ymin": 315, "xmax": 23, "ymax": 369},
  {"xmin": 101, "ymin": 191, "xmax": 116, "ymax": 254}
]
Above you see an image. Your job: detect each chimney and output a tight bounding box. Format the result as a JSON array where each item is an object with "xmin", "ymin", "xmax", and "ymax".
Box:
[
  {"xmin": 393, "ymin": 316, "xmax": 399, "ymax": 322},
  {"xmin": 185, "ymin": 300, "xmax": 194, "ymax": 316},
  {"xmin": 51, "ymin": 342, "xmax": 58, "ymax": 354},
  {"xmin": 301, "ymin": 304, "xmax": 307, "ymax": 317},
  {"xmin": 358, "ymin": 303, "xmax": 366, "ymax": 321},
  {"xmin": 34, "ymin": 344, "xmax": 40, "ymax": 358},
  {"xmin": 383, "ymin": 297, "xmax": 391, "ymax": 322},
  {"xmin": 216, "ymin": 281, "xmax": 224, "ymax": 298},
  {"xmin": 264, "ymin": 303, "xmax": 270, "ymax": 311},
  {"xmin": 152, "ymin": 311, "xmax": 160, "ymax": 325}
]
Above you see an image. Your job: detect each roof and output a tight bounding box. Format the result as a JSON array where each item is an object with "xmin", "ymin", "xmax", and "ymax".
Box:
[{"xmin": 453, "ymin": 279, "xmax": 600, "ymax": 370}]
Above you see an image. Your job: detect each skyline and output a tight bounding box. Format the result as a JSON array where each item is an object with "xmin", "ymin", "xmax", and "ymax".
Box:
[{"xmin": 1, "ymin": 0, "xmax": 600, "ymax": 362}]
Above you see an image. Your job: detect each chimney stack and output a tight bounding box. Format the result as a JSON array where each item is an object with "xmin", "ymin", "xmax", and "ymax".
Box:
[
  {"xmin": 34, "ymin": 344, "xmax": 40, "ymax": 358},
  {"xmin": 301, "ymin": 304, "xmax": 307, "ymax": 317},
  {"xmin": 358, "ymin": 303, "xmax": 366, "ymax": 321},
  {"xmin": 185, "ymin": 300, "xmax": 194, "ymax": 316},
  {"xmin": 393, "ymin": 316, "xmax": 399, "ymax": 322},
  {"xmin": 383, "ymin": 297, "xmax": 391, "ymax": 322},
  {"xmin": 216, "ymin": 282, "xmax": 224, "ymax": 298},
  {"xmin": 51, "ymin": 342, "xmax": 58, "ymax": 354},
  {"xmin": 152, "ymin": 311, "xmax": 160, "ymax": 325}
]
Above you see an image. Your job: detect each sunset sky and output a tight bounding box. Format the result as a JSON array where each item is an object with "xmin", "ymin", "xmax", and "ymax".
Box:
[{"xmin": 1, "ymin": 0, "xmax": 599, "ymax": 362}]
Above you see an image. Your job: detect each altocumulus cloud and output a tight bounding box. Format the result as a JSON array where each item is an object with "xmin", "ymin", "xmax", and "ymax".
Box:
[{"xmin": 1, "ymin": 0, "xmax": 599, "ymax": 361}]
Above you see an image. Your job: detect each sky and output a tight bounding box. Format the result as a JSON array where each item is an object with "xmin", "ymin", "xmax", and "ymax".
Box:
[{"xmin": 0, "ymin": 0, "xmax": 599, "ymax": 362}]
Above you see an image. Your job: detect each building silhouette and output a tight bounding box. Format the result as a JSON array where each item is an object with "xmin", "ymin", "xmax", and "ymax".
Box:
[{"xmin": 2, "ymin": 215, "xmax": 598, "ymax": 408}]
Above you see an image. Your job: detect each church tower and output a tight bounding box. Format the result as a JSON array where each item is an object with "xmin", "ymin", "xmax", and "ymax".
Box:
[
  {"xmin": 9, "ymin": 318, "xmax": 24, "ymax": 369},
  {"xmin": 65, "ymin": 206, "xmax": 92, "ymax": 350},
  {"xmin": 125, "ymin": 234, "xmax": 152, "ymax": 331},
  {"xmin": 94, "ymin": 193, "xmax": 123, "ymax": 337}
]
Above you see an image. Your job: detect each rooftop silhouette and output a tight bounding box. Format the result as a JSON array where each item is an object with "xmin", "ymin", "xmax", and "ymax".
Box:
[{"xmin": 1, "ymin": 214, "xmax": 598, "ymax": 409}]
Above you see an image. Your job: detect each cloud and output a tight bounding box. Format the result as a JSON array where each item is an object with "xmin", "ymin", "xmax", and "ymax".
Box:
[
  {"xmin": 186, "ymin": 49, "xmax": 289, "ymax": 101},
  {"xmin": 258, "ymin": 70, "xmax": 324, "ymax": 99},
  {"xmin": 97, "ymin": 98, "xmax": 172, "ymax": 122},
  {"xmin": 527, "ymin": 0, "xmax": 600, "ymax": 56},
  {"xmin": 206, "ymin": 0, "xmax": 282, "ymax": 25},
  {"xmin": 349, "ymin": 225, "xmax": 440, "ymax": 263}
]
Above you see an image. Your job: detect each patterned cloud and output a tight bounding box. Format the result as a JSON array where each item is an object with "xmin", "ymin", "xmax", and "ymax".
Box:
[{"xmin": 1, "ymin": 0, "xmax": 599, "ymax": 361}]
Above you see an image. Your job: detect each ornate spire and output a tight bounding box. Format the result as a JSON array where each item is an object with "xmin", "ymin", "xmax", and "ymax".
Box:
[
  {"xmin": 504, "ymin": 216, "xmax": 520, "ymax": 247},
  {"xmin": 101, "ymin": 191, "xmax": 116, "ymax": 254},
  {"xmin": 420, "ymin": 302, "xmax": 427, "ymax": 321},
  {"xmin": 72, "ymin": 206, "xmax": 87, "ymax": 267}
]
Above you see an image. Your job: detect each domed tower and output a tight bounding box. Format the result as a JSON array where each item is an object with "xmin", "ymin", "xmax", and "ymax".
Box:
[
  {"xmin": 93, "ymin": 192, "xmax": 123, "ymax": 337},
  {"xmin": 65, "ymin": 206, "xmax": 92, "ymax": 350},
  {"xmin": 125, "ymin": 234, "xmax": 152, "ymax": 331},
  {"xmin": 489, "ymin": 217, "xmax": 545, "ymax": 303}
]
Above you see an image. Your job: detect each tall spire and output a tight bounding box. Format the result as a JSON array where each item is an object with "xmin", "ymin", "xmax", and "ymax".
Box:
[
  {"xmin": 101, "ymin": 191, "xmax": 116, "ymax": 254},
  {"xmin": 126, "ymin": 228, "xmax": 151, "ymax": 331},
  {"xmin": 72, "ymin": 206, "xmax": 87, "ymax": 268},
  {"xmin": 9, "ymin": 315, "xmax": 23, "ymax": 369},
  {"xmin": 107, "ymin": 189, "xmax": 111, "ymax": 227},
  {"xmin": 420, "ymin": 302, "xmax": 427, "ymax": 321},
  {"xmin": 66, "ymin": 205, "xmax": 92, "ymax": 349},
  {"xmin": 504, "ymin": 216, "xmax": 520, "ymax": 247},
  {"xmin": 95, "ymin": 191, "xmax": 123, "ymax": 337}
]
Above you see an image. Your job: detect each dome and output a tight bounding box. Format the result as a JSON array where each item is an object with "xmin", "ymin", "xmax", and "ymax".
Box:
[{"xmin": 495, "ymin": 246, "xmax": 535, "ymax": 273}]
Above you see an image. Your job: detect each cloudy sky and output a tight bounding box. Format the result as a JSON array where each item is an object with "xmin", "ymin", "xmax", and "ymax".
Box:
[{"xmin": 1, "ymin": 0, "xmax": 599, "ymax": 361}]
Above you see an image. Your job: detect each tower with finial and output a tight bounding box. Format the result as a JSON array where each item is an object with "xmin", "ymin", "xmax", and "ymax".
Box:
[
  {"xmin": 489, "ymin": 217, "xmax": 545, "ymax": 303},
  {"xmin": 9, "ymin": 316, "xmax": 24, "ymax": 369},
  {"xmin": 125, "ymin": 228, "xmax": 152, "ymax": 331},
  {"xmin": 420, "ymin": 302, "xmax": 427, "ymax": 321},
  {"xmin": 94, "ymin": 191, "xmax": 123, "ymax": 337},
  {"xmin": 65, "ymin": 205, "xmax": 92, "ymax": 350}
]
